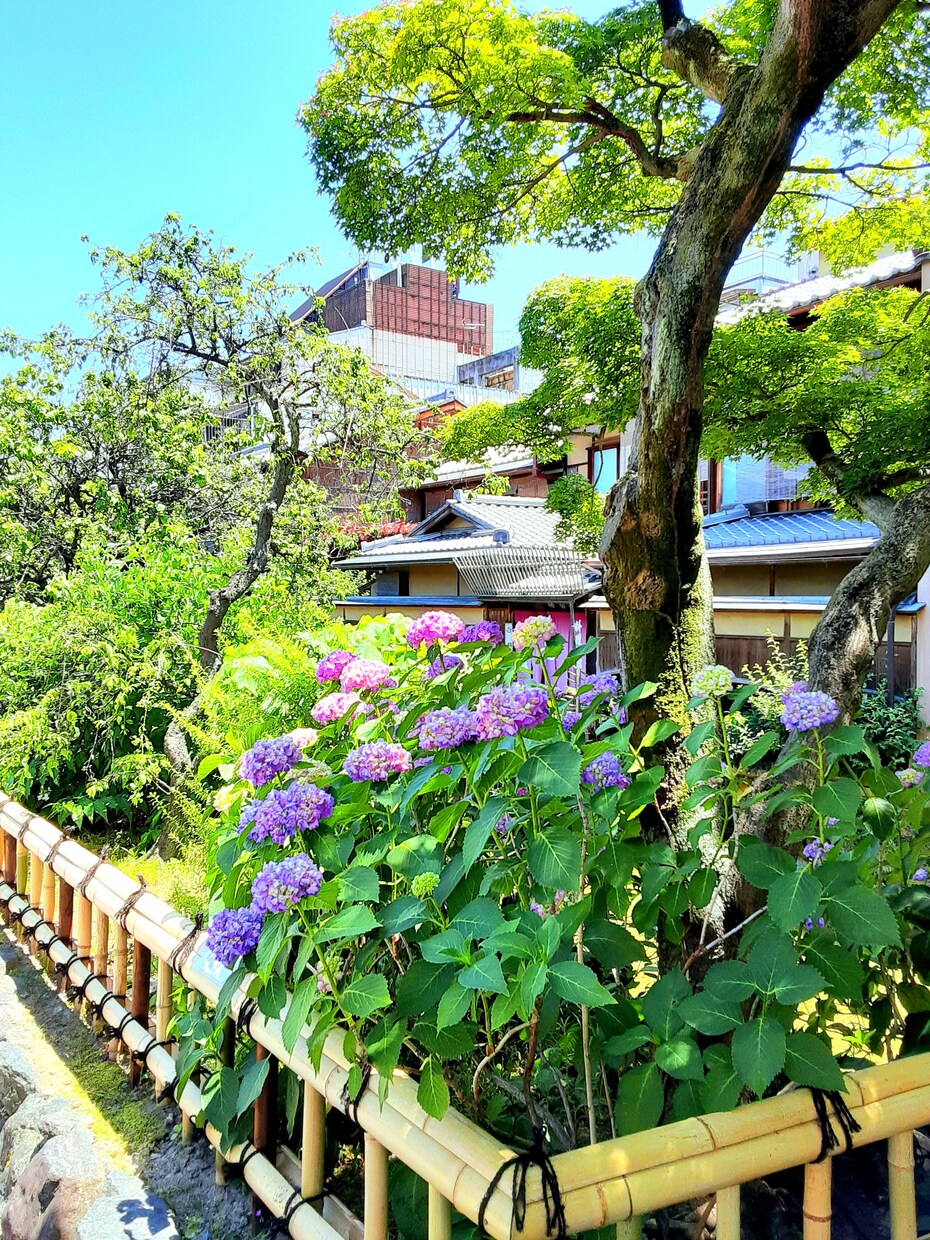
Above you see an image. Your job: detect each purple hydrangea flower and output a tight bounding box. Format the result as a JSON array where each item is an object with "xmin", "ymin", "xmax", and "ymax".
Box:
[
  {"xmin": 426, "ymin": 653, "xmax": 463, "ymax": 680},
  {"xmin": 581, "ymin": 752, "xmax": 630, "ymax": 792},
  {"xmin": 562, "ymin": 710, "xmax": 582, "ymax": 731},
  {"xmin": 344, "ymin": 741, "xmax": 412, "ymax": 782},
  {"xmin": 238, "ymin": 736, "xmax": 302, "ymax": 787},
  {"xmin": 207, "ymin": 907, "xmax": 263, "ymax": 967},
  {"xmin": 577, "ymin": 673, "xmax": 620, "ymax": 708},
  {"xmin": 802, "ymin": 839, "xmax": 834, "ymax": 866},
  {"xmin": 495, "ymin": 814, "xmax": 512, "ymax": 838},
  {"xmin": 474, "ymin": 684, "xmax": 549, "ymax": 739},
  {"xmin": 529, "ymin": 900, "xmax": 547, "ymax": 919},
  {"xmin": 315, "ymin": 650, "xmax": 356, "ymax": 684},
  {"xmin": 239, "ymin": 783, "xmax": 334, "ymax": 845},
  {"xmin": 311, "ymin": 691, "xmax": 361, "ymax": 726},
  {"xmin": 461, "ymin": 621, "xmax": 503, "ymax": 646},
  {"xmin": 340, "ymin": 658, "xmax": 394, "ymax": 693},
  {"xmin": 415, "ymin": 706, "xmax": 476, "ymax": 752},
  {"xmin": 803, "ymin": 917, "xmax": 826, "ymax": 931},
  {"xmin": 407, "ymin": 610, "xmax": 465, "ymax": 649},
  {"xmin": 914, "ymin": 867, "xmax": 929, "ymax": 883},
  {"xmin": 251, "ymin": 853, "xmax": 323, "ymax": 914},
  {"xmin": 897, "ymin": 768, "xmax": 925, "ymax": 788},
  {"xmin": 780, "ymin": 690, "xmax": 840, "ymax": 733},
  {"xmin": 913, "ymin": 742, "xmax": 930, "ymax": 770},
  {"xmin": 512, "ymin": 615, "xmax": 557, "ymax": 652},
  {"xmin": 784, "ymin": 681, "xmax": 809, "ymax": 698}
]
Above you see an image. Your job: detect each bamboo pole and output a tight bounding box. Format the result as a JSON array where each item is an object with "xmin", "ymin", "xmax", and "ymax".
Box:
[
  {"xmin": 40, "ymin": 860, "xmax": 55, "ymax": 959},
  {"xmin": 73, "ymin": 890, "xmax": 92, "ymax": 1011},
  {"xmin": 110, "ymin": 923, "xmax": 129, "ymax": 1058},
  {"xmin": 302, "ymin": 1083, "xmax": 327, "ymax": 1207},
  {"xmin": 888, "ymin": 1131, "xmax": 917, "ymax": 1240},
  {"xmin": 364, "ymin": 1135, "xmax": 389, "ymax": 1240},
  {"xmin": 92, "ymin": 905, "xmax": 109, "ymax": 1027},
  {"xmin": 14, "ymin": 841, "xmax": 28, "ymax": 940},
  {"xmin": 253, "ymin": 1045, "xmax": 279, "ymax": 1224},
  {"xmin": 715, "ymin": 1186, "xmax": 740, "ymax": 1240},
  {"xmin": 57, "ymin": 879, "xmax": 74, "ymax": 991},
  {"xmin": 428, "ymin": 1186, "xmax": 452, "ymax": 1240},
  {"xmin": 155, "ymin": 959, "xmax": 173, "ymax": 1043},
  {"xmin": 182, "ymin": 985, "xmax": 197, "ymax": 1146},
  {"xmin": 803, "ymin": 1160, "xmax": 831, "ymax": 1240},
  {"xmin": 129, "ymin": 939, "xmax": 152, "ymax": 1087},
  {"xmin": 28, "ymin": 846, "xmax": 42, "ymax": 955},
  {"xmin": 3, "ymin": 831, "xmax": 16, "ymax": 911}
]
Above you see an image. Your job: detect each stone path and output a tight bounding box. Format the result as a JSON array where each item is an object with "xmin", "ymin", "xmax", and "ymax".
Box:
[{"xmin": 0, "ymin": 934, "xmax": 259, "ymax": 1240}]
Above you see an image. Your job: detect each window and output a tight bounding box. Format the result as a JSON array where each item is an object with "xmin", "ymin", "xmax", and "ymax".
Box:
[
  {"xmin": 720, "ymin": 456, "xmax": 810, "ymax": 506},
  {"xmin": 590, "ymin": 444, "xmax": 630, "ymax": 494}
]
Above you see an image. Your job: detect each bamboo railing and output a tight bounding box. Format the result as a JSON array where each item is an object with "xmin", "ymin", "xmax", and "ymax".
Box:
[{"xmin": 0, "ymin": 794, "xmax": 927, "ymax": 1240}]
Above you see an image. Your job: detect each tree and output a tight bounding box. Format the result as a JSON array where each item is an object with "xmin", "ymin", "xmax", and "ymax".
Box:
[
  {"xmin": 302, "ymin": 0, "xmax": 929, "ymax": 824},
  {"xmin": 704, "ymin": 281, "xmax": 930, "ymax": 715},
  {"xmin": 86, "ymin": 215, "xmax": 423, "ymax": 671}
]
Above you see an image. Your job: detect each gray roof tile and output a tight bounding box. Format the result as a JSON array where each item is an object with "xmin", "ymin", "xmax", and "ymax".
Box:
[{"xmin": 704, "ymin": 510, "xmax": 879, "ymax": 549}]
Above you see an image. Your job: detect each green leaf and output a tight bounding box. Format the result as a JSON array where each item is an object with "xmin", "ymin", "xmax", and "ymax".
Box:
[
  {"xmin": 338, "ymin": 866, "xmax": 380, "ymax": 903},
  {"xmin": 684, "ymin": 720, "xmax": 715, "ymax": 755},
  {"xmin": 366, "ymin": 1018, "xmax": 406, "ymax": 1075},
  {"xmin": 740, "ymin": 731, "xmax": 780, "ymax": 770},
  {"xmin": 640, "ymin": 720, "xmax": 679, "ymax": 748},
  {"xmin": 548, "ymin": 960, "xmax": 614, "ymax": 1007},
  {"xmin": 738, "ymin": 839, "xmax": 796, "ymax": 890},
  {"xmin": 731, "ymin": 1017, "xmax": 786, "ymax": 1096},
  {"xmin": 824, "ymin": 885, "xmax": 901, "ymax": 948},
  {"xmin": 237, "ymin": 1056, "xmax": 270, "ymax": 1115},
  {"xmin": 812, "ymin": 778, "xmax": 861, "ymax": 824},
  {"xmin": 678, "ymin": 990, "xmax": 743, "ymax": 1035},
  {"xmin": 655, "ymin": 1036, "xmax": 703, "ymax": 1081},
  {"xmin": 701, "ymin": 1049, "xmax": 743, "ymax": 1112},
  {"xmin": 614, "ymin": 1063, "xmax": 663, "ymax": 1135},
  {"xmin": 747, "ymin": 932, "xmax": 824, "ymax": 1003},
  {"xmin": 451, "ymin": 897, "xmax": 505, "ymax": 941},
  {"xmin": 527, "ymin": 827, "xmax": 582, "ymax": 890},
  {"xmin": 519, "ymin": 962, "xmax": 548, "ymax": 1015},
  {"xmin": 641, "ymin": 968, "xmax": 690, "ymax": 1039},
  {"xmin": 703, "ymin": 960, "xmax": 754, "ymax": 1002},
  {"xmin": 768, "ymin": 868, "xmax": 822, "ymax": 932},
  {"xmin": 436, "ymin": 980, "xmax": 472, "ymax": 1030},
  {"xmin": 417, "ymin": 1057, "xmax": 449, "ymax": 1120},
  {"xmin": 462, "ymin": 797, "xmax": 509, "ymax": 873},
  {"xmin": 802, "ymin": 935, "xmax": 864, "ymax": 1001},
  {"xmin": 604, "ymin": 1027, "xmax": 654, "ymax": 1062},
  {"xmin": 257, "ymin": 975, "xmax": 287, "ymax": 1020},
  {"xmin": 458, "ymin": 953, "xmax": 508, "ymax": 995},
  {"xmin": 620, "ymin": 682, "xmax": 657, "ymax": 708},
  {"xmin": 584, "ymin": 917, "xmax": 644, "ymax": 970},
  {"xmin": 315, "ymin": 905, "xmax": 381, "ymax": 944},
  {"xmin": 860, "ymin": 797, "xmax": 897, "ymax": 841},
  {"xmin": 215, "ymin": 965, "xmax": 248, "ymax": 1023},
  {"xmin": 783, "ymin": 1032, "xmax": 845, "ymax": 1091},
  {"xmin": 395, "ymin": 961, "xmax": 454, "ymax": 1019},
  {"xmin": 282, "ymin": 978, "xmax": 316, "ymax": 1052},
  {"xmin": 824, "ymin": 725, "xmax": 867, "ymax": 761},
  {"xmin": 380, "ymin": 896, "xmax": 427, "ymax": 936},
  {"xmin": 518, "ymin": 741, "xmax": 581, "ymax": 798},
  {"xmin": 342, "ymin": 974, "xmax": 391, "ymax": 1019},
  {"xmin": 421, "ymin": 928, "xmax": 468, "ymax": 965},
  {"xmin": 202, "ymin": 1066, "xmax": 239, "ymax": 1130},
  {"xmin": 256, "ymin": 913, "xmax": 290, "ymax": 977}
]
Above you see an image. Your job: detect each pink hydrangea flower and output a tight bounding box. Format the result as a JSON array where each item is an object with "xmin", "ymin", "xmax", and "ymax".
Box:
[
  {"xmin": 311, "ymin": 692, "xmax": 362, "ymax": 726},
  {"xmin": 344, "ymin": 741, "xmax": 412, "ymax": 782},
  {"xmin": 407, "ymin": 610, "xmax": 465, "ymax": 648},
  {"xmin": 315, "ymin": 650, "xmax": 355, "ymax": 683},
  {"xmin": 340, "ymin": 658, "xmax": 394, "ymax": 693},
  {"xmin": 512, "ymin": 615, "xmax": 557, "ymax": 652}
]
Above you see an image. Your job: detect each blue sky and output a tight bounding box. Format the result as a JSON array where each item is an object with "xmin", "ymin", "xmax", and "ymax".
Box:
[{"xmin": 0, "ymin": 0, "xmax": 651, "ymax": 347}]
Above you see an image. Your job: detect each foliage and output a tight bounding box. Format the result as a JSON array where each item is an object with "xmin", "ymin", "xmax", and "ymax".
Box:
[
  {"xmin": 301, "ymin": 1, "xmax": 929, "ymax": 279},
  {"xmin": 704, "ymin": 284, "xmax": 930, "ymax": 510},
  {"xmin": 0, "ymin": 531, "xmax": 221, "ymax": 831},
  {"xmin": 173, "ymin": 621, "xmax": 930, "ymax": 1153},
  {"xmin": 440, "ymin": 277, "xmax": 639, "ymax": 464},
  {"xmin": 857, "ymin": 686, "xmax": 924, "ymax": 772},
  {"xmin": 545, "ymin": 474, "xmax": 605, "ymax": 558}
]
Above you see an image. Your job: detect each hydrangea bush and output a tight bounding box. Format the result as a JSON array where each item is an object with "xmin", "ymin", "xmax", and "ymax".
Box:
[{"xmin": 177, "ymin": 625, "xmax": 930, "ymax": 1155}]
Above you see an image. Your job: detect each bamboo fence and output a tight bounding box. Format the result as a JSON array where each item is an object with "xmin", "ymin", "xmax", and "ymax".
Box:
[{"xmin": 0, "ymin": 794, "xmax": 928, "ymax": 1240}]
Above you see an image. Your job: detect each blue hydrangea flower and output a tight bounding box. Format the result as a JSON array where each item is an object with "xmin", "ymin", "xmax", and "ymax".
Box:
[
  {"xmin": 913, "ymin": 741, "xmax": 930, "ymax": 770},
  {"xmin": 238, "ymin": 736, "xmax": 302, "ymax": 787},
  {"xmin": 206, "ymin": 907, "xmax": 263, "ymax": 967},
  {"xmin": 577, "ymin": 673, "xmax": 620, "ymax": 708},
  {"xmin": 474, "ymin": 684, "xmax": 549, "ymax": 739},
  {"xmin": 460, "ymin": 621, "xmax": 503, "ymax": 646},
  {"xmin": 239, "ymin": 783, "xmax": 334, "ymax": 845},
  {"xmin": 913, "ymin": 867, "xmax": 929, "ymax": 883},
  {"xmin": 415, "ymin": 706, "xmax": 475, "ymax": 752},
  {"xmin": 581, "ymin": 752, "xmax": 630, "ymax": 792},
  {"xmin": 780, "ymin": 690, "xmax": 840, "ymax": 733},
  {"xmin": 802, "ymin": 839, "xmax": 834, "ymax": 866},
  {"xmin": 251, "ymin": 853, "xmax": 323, "ymax": 915},
  {"xmin": 344, "ymin": 741, "xmax": 412, "ymax": 782},
  {"xmin": 426, "ymin": 653, "xmax": 463, "ymax": 681}
]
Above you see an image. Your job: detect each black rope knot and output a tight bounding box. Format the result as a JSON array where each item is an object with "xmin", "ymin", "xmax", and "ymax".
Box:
[
  {"xmin": 811, "ymin": 1087, "xmax": 861, "ymax": 1162},
  {"xmin": 105, "ymin": 1011, "xmax": 137, "ymax": 1042},
  {"xmin": 78, "ymin": 847, "xmax": 109, "ymax": 897},
  {"xmin": 478, "ymin": 1125, "xmax": 566, "ymax": 1240},
  {"xmin": 168, "ymin": 913, "xmax": 204, "ymax": 974},
  {"xmin": 10, "ymin": 901, "xmax": 33, "ymax": 925},
  {"xmin": 116, "ymin": 877, "xmax": 147, "ymax": 929},
  {"xmin": 341, "ymin": 1058, "xmax": 372, "ymax": 1125},
  {"xmin": 54, "ymin": 951, "xmax": 80, "ymax": 978},
  {"xmin": 67, "ymin": 971, "xmax": 110, "ymax": 1003},
  {"xmin": 236, "ymin": 997, "xmax": 259, "ymax": 1034},
  {"xmin": 156, "ymin": 1078, "xmax": 178, "ymax": 1104},
  {"xmin": 131, "ymin": 1037, "xmax": 177, "ymax": 1068}
]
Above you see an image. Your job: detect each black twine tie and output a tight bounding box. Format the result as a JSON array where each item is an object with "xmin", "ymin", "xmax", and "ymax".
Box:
[
  {"xmin": 168, "ymin": 913, "xmax": 204, "ymax": 974},
  {"xmin": 478, "ymin": 1125, "xmax": 566, "ymax": 1240},
  {"xmin": 341, "ymin": 1059, "xmax": 372, "ymax": 1125},
  {"xmin": 116, "ymin": 877, "xmax": 147, "ymax": 929},
  {"xmin": 78, "ymin": 848, "xmax": 109, "ymax": 897},
  {"xmin": 811, "ymin": 1088, "xmax": 861, "ymax": 1162},
  {"xmin": 45, "ymin": 834, "xmax": 70, "ymax": 869}
]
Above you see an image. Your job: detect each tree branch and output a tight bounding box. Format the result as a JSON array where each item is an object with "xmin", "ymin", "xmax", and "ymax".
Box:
[
  {"xmin": 657, "ymin": 0, "xmax": 685, "ymax": 32},
  {"xmin": 661, "ymin": 18, "xmax": 745, "ymax": 104},
  {"xmin": 802, "ymin": 428, "xmax": 897, "ymax": 529}
]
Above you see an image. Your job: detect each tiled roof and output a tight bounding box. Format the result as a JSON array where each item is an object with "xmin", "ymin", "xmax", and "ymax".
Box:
[
  {"xmin": 336, "ymin": 495, "xmax": 566, "ymax": 568},
  {"xmin": 716, "ymin": 250, "xmax": 923, "ymax": 325},
  {"xmin": 704, "ymin": 509, "xmax": 879, "ymax": 551}
]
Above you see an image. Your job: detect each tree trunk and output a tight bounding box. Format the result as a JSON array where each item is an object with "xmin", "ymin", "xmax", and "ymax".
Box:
[
  {"xmin": 601, "ymin": 0, "xmax": 900, "ymax": 841},
  {"xmin": 807, "ymin": 485, "xmax": 930, "ymax": 719}
]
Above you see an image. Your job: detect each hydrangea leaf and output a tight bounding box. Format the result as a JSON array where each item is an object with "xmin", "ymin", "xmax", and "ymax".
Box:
[{"xmin": 731, "ymin": 1017, "xmax": 786, "ymax": 1097}]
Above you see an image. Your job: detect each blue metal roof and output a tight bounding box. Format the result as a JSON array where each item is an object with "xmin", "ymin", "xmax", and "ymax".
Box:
[
  {"xmin": 336, "ymin": 596, "xmax": 484, "ymax": 608},
  {"xmin": 703, "ymin": 510, "xmax": 879, "ymax": 550}
]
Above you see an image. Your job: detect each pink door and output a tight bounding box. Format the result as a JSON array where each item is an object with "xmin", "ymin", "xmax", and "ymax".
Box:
[{"xmin": 513, "ymin": 610, "xmax": 587, "ymax": 692}]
